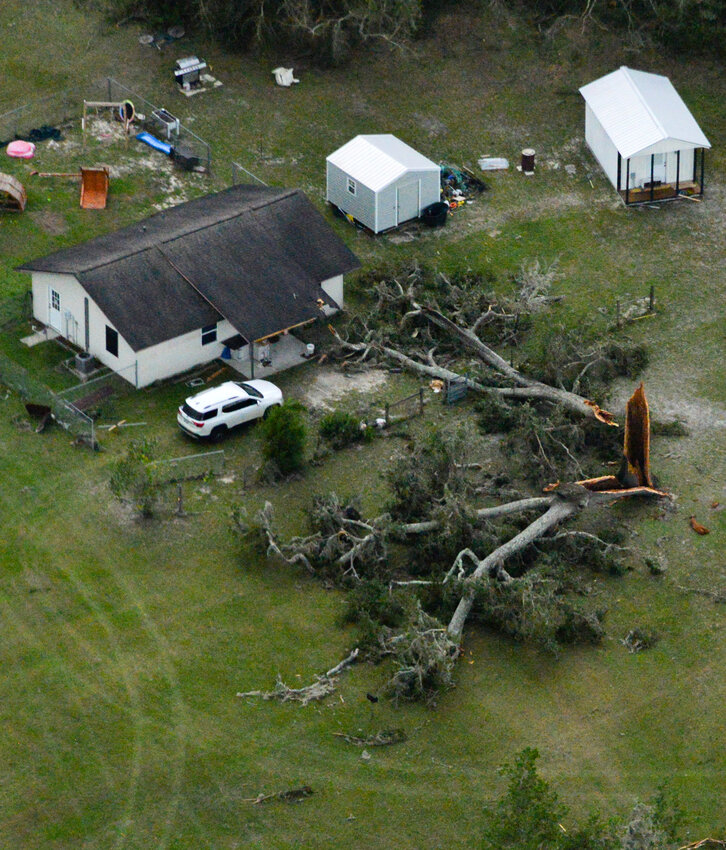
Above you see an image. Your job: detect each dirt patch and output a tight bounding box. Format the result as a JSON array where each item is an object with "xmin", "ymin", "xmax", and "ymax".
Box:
[
  {"xmin": 297, "ymin": 366, "xmax": 389, "ymax": 410},
  {"xmin": 30, "ymin": 209, "xmax": 68, "ymax": 235}
]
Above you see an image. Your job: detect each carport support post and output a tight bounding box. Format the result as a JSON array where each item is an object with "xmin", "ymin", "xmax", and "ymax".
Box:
[
  {"xmin": 249, "ymin": 343, "xmax": 255, "ymax": 379},
  {"xmin": 700, "ymin": 148, "xmax": 705, "ymax": 195},
  {"xmin": 650, "ymin": 154, "xmax": 655, "ymax": 202},
  {"xmin": 675, "ymin": 150, "xmax": 680, "ymax": 194}
]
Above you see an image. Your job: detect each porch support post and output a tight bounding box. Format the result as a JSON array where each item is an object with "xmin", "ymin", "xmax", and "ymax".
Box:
[
  {"xmin": 617, "ymin": 153, "xmax": 621, "ymax": 192},
  {"xmin": 700, "ymin": 148, "xmax": 705, "ymax": 196},
  {"xmin": 675, "ymin": 150, "xmax": 680, "ymax": 194},
  {"xmin": 625, "ymin": 158, "xmax": 630, "ymax": 205},
  {"xmin": 650, "ymin": 154, "xmax": 655, "ymax": 202}
]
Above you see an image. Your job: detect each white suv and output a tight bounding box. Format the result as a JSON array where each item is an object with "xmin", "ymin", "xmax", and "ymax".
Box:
[{"xmin": 177, "ymin": 380, "xmax": 283, "ymax": 440}]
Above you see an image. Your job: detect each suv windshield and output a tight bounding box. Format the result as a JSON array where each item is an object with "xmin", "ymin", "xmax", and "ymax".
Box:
[{"xmin": 235, "ymin": 382, "xmax": 262, "ymax": 399}]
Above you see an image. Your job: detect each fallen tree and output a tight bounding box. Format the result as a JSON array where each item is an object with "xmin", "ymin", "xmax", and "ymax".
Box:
[
  {"xmin": 240, "ymin": 384, "xmax": 671, "ymax": 701},
  {"xmin": 328, "ymin": 264, "xmax": 643, "ymax": 425}
]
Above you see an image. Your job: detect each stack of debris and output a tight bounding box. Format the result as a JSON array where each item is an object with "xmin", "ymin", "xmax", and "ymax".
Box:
[{"xmin": 440, "ymin": 164, "xmax": 487, "ymax": 211}]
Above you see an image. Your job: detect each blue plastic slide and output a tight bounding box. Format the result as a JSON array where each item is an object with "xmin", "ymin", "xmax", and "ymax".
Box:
[{"xmin": 135, "ymin": 132, "xmax": 172, "ymax": 155}]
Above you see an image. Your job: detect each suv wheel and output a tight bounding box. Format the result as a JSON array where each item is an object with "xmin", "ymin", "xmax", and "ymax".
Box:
[{"xmin": 209, "ymin": 425, "xmax": 227, "ymax": 442}]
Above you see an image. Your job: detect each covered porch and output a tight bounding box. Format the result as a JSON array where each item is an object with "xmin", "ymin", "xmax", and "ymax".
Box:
[
  {"xmin": 220, "ymin": 327, "xmax": 314, "ymax": 380},
  {"xmin": 618, "ymin": 147, "xmax": 707, "ymax": 206}
]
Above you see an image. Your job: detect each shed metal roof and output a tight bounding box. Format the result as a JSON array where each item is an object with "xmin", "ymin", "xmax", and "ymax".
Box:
[
  {"xmin": 579, "ymin": 67, "xmax": 710, "ymax": 158},
  {"xmin": 326, "ymin": 135, "xmax": 440, "ymax": 192}
]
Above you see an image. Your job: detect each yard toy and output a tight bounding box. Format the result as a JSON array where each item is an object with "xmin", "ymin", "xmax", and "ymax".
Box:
[
  {"xmin": 6, "ymin": 140, "xmax": 35, "ymax": 159},
  {"xmin": 0, "ymin": 173, "xmax": 27, "ymax": 211},
  {"xmin": 135, "ymin": 131, "xmax": 173, "ymax": 155}
]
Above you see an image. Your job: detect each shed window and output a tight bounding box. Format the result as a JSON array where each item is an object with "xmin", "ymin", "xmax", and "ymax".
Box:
[
  {"xmin": 51, "ymin": 289, "xmax": 60, "ymax": 311},
  {"xmin": 105, "ymin": 326, "xmax": 118, "ymax": 357},
  {"xmin": 347, "ymin": 177, "xmax": 356, "ymax": 196},
  {"xmin": 201, "ymin": 323, "xmax": 217, "ymax": 345}
]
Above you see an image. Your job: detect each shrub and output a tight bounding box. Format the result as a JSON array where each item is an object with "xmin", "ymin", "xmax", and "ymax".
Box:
[
  {"xmin": 259, "ymin": 400, "xmax": 307, "ymax": 475},
  {"xmin": 108, "ymin": 438, "xmax": 159, "ymax": 517},
  {"xmin": 319, "ymin": 409, "xmax": 363, "ymax": 449}
]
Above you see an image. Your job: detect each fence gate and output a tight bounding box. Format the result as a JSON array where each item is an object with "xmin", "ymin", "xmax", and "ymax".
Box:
[{"xmin": 444, "ymin": 376, "xmax": 468, "ymax": 405}]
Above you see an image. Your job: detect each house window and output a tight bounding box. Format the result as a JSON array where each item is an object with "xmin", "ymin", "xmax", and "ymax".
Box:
[
  {"xmin": 201, "ymin": 323, "xmax": 217, "ymax": 345},
  {"xmin": 106, "ymin": 326, "xmax": 119, "ymax": 357},
  {"xmin": 51, "ymin": 289, "xmax": 60, "ymax": 311},
  {"xmin": 347, "ymin": 177, "xmax": 356, "ymax": 196}
]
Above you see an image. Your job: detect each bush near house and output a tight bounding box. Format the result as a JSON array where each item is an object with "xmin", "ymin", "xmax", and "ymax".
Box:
[{"xmin": 259, "ymin": 400, "xmax": 307, "ymax": 475}]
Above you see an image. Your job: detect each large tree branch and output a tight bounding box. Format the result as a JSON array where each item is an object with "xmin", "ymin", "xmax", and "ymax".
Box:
[
  {"xmin": 447, "ymin": 484, "xmax": 671, "ymax": 643},
  {"xmin": 420, "ymin": 306, "xmax": 617, "ymax": 424},
  {"xmin": 401, "ymin": 497, "xmax": 554, "ymax": 535}
]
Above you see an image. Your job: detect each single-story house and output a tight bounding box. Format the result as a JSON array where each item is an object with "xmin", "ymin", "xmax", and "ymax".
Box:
[
  {"xmin": 326, "ymin": 134, "xmax": 440, "ymax": 232},
  {"xmin": 16, "ymin": 184, "xmax": 359, "ymax": 387},
  {"xmin": 579, "ymin": 66, "xmax": 711, "ymax": 205}
]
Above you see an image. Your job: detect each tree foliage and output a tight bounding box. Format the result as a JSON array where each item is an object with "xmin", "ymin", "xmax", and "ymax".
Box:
[{"xmin": 80, "ymin": 0, "xmax": 724, "ymax": 59}]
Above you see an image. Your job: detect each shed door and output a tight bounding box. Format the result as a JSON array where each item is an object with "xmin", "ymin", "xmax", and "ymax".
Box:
[
  {"xmin": 396, "ymin": 181, "xmax": 420, "ymax": 225},
  {"xmin": 652, "ymin": 153, "xmax": 666, "ymax": 184},
  {"xmin": 48, "ymin": 286, "xmax": 62, "ymax": 332}
]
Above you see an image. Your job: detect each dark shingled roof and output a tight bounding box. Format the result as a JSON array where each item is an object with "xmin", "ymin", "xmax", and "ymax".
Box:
[{"xmin": 17, "ymin": 184, "xmax": 359, "ymax": 352}]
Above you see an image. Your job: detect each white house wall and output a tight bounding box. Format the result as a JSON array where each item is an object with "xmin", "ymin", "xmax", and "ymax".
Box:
[
  {"xmin": 321, "ymin": 274, "xmax": 344, "ymax": 310},
  {"xmin": 134, "ymin": 319, "xmax": 235, "ymax": 388},
  {"xmin": 31, "ymin": 270, "xmax": 139, "ymax": 380},
  {"xmin": 585, "ymin": 104, "xmax": 619, "ymax": 188},
  {"xmin": 30, "ymin": 270, "xmax": 240, "ymax": 388},
  {"xmin": 326, "ymin": 161, "xmax": 378, "ymax": 231}
]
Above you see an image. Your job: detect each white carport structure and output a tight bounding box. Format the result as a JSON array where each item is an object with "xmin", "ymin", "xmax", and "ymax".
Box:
[
  {"xmin": 580, "ymin": 66, "xmax": 711, "ymax": 205},
  {"xmin": 326, "ymin": 134, "xmax": 441, "ymax": 232}
]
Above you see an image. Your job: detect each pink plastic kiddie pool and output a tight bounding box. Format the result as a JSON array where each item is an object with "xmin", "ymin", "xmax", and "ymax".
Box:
[{"xmin": 6, "ymin": 140, "xmax": 36, "ymax": 159}]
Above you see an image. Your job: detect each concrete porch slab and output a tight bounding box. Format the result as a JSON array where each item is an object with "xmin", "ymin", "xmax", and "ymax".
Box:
[
  {"xmin": 223, "ymin": 333, "xmax": 314, "ymax": 380},
  {"xmin": 21, "ymin": 327, "xmax": 60, "ymax": 347}
]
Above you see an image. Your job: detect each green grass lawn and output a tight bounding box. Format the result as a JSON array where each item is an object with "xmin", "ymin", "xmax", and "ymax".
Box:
[{"xmin": 1, "ymin": 1, "xmax": 725, "ymax": 846}]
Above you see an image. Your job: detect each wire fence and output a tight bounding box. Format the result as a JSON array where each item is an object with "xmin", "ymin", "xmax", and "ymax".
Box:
[
  {"xmin": 231, "ymin": 161, "xmax": 267, "ymax": 186},
  {"xmin": 0, "ymin": 350, "xmax": 95, "ymax": 445},
  {"xmin": 379, "ymin": 387, "xmax": 427, "ymax": 426},
  {"xmin": 0, "ymin": 77, "xmax": 212, "ymax": 171},
  {"xmin": 150, "ymin": 449, "xmax": 225, "ymax": 483}
]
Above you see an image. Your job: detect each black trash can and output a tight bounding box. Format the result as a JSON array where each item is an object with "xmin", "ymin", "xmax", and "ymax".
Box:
[{"xmin": 421, "ymin": 201, "xmax": 449, "ymax": 227}]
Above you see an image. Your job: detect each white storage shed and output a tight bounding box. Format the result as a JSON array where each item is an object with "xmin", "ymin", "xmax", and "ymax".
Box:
[
  {"xmin": 579, "ymin": 67, "xmax": 711, "ymax": 205},
  {"xmin": 326, "ymin": 134, "xmax": 441, "ymax": 232}
]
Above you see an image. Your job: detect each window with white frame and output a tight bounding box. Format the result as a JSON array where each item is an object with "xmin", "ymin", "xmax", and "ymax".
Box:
[
  {"xmin": 347, "ymin": 177, "xmax": 356, "ymax": 196},
  {"xmin": 51, "ymin": 289, "xmax": 60, "ymax": 311},
  {"xmin": 201, "ymin": 323, "xmax": 217, "ymax": 345}
]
